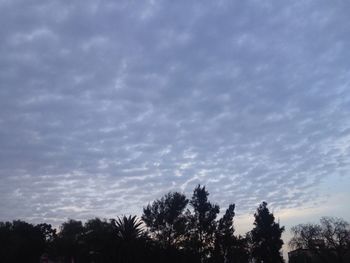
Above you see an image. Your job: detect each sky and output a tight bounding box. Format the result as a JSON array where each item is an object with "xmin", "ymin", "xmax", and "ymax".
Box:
[{"xmin": 0, "ymin": 0, "xmax": 350, "ymax": 251}]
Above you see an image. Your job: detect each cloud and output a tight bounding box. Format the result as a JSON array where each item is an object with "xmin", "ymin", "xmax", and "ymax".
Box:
[{"xmin": 0, "ymin": 0, "xmax": 350, "ymax": 225}]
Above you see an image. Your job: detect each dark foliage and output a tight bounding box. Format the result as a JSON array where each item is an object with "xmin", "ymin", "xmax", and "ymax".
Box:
[
  {"xmin": 251, "ymin": 201, "xmax": 285, "ymax": 263},
  {"xmin": 0, "ymin": 186, "xmax": 290, "ymax": 263},
  {"xmin": 186, "ymin": 185, "xmax": 220, "ymax": 262},
  {"xmin": 83, "ymin": 218, "xmax": 118, "ymax": 262},
  {"xmin": 0, "ymin": 220, "xmax": 55, "ymax": 263},
  {"xmin": 213, "ymin": 204, "xmax": 249, "ymax": 263},
  {"xmin": 289, "ymin": 217, "xmax": 350, "ymax": 263},
  {"xmin": 142, "ymin": 192, "xmax": 188, "ymax": 248}
]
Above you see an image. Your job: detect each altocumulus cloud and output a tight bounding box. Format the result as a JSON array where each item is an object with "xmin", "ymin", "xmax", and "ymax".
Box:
[{"xmin": 0, "ymin": 0, "xmax": 350, "ymax": 224}]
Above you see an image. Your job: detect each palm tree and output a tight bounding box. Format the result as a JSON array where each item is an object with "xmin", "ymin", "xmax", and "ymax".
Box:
[
  {"xmin": 113, "ymin": 215, "xmax": 145, "ymax": 263},
  {"xmin": 114, "ymin": 215, "xmax": 143, "ymax": 242}
]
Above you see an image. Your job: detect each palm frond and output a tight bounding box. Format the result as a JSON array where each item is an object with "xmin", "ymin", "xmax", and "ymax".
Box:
[{"xmin": 115, "ymin": 215, "xmax": 143, "ymax": 241}]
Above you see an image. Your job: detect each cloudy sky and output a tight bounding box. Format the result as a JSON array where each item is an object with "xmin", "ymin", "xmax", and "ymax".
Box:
[{"xmin": 0, "ymin": 0, "xmax": 349, "ymax": 242}]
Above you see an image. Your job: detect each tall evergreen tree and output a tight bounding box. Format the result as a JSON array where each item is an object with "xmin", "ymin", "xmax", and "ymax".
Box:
[
  {"xmin": 214, "ymin": 204, "xmax": 250, "ymax": 263},
  {"xmin": 251, "ymin": 202, "xmax": 284, "ymax": 263},
  {"xmin": 187, "ymin": 185, "xmax": 220, "ymax": 262},
  {"xmin": 214, "ymin": 204, "xmax": 236, "ymax": 263}
]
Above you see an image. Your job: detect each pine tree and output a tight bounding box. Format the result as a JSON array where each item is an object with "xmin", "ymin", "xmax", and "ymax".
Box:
[
  {"xmin": 187, "ymin": 185, "xmax": 220, "ymax": 262},
  {"xmin": 214, "ymin": 204, "xmax": 236, "ymax": 263},
  {"xmin": 251, "ymin": 202, "xmax": 284, "ymax": 263}
]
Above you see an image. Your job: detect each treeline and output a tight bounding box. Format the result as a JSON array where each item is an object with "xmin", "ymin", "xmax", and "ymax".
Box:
[
  {"xmin": 0, "ymin": 185, "xmax": 285, "ymax": 263},
  {"xmin": 289, "ymin": 217, "xmax": 350, "ymax": 263}
]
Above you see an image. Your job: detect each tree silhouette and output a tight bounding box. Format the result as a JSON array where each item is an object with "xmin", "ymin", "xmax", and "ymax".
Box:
[
  {"xmin": 83, "ymin": 218, "xmax": 117, "ymax": 262},
  {"xmin": 0, "ymin": 186, "xmax": 297, "ymax": 263},
  {"xmin": 251, "ymin": 202, "xmax": 285, "ymax": 263},
  {"xmin": 232, "ymin": 235, "xmax": 250, "ymax": 263},
  {"xmin": 213, "ymin": 204, "xmax": 250, "ymax": 263},
  {"xmin": 114, "ymin": 215, "xmax": 143, "ymax": 241},
  {"xmin": 142, "ymin": 191, "xmax": 188, "ymax": 248},
  {"xmin": 113, "ymin": 215, "xmax": 146, "ymax": 263},
  {"xmin": 290, "ymin": 217, "xmax": 350, "ymax": 263},
  {"xmin": 289, "ymin": 223, "xmax": 323, "ymax": 248},
  {"xmin": 320, "ymin": 217, "xmax": 350, "ymax": 263},
  {"xmin": 214, "ymin": 204, "xmax": 236, "ymax": 262},
  {"xmin": 187, "ymin": 185, "xmax": 220, "ymax": 262},
  {"xmin": 56, "ymin": 219, "xmax": 85, "ymax": 262},
  {"xmin": 0, "ymin": 220, "xmax": 46, "ymax": 263}
]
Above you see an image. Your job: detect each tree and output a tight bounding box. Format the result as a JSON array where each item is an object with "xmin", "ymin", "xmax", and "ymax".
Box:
[
  {"xmin": 289, "ymin": 223, "xmax": 323, "ymax": 249},
  {"xmin": 114, "ymin": 215, "xmax": 143, "ymax": 241},
  {"xmin": 142, "ymin": 191, "xmax": 189, "ymax": 248},
  {"xmin": 187, "ymin": 185, "xmax": 220, "ymax": 262},
  {"xmin": 0, "ymin": 220, "xmax": 46, "ymax": 263},
  {"xmin": 290, "ymin": 217, "xmax": 350, "ymax": 263},
  {"xmin": 232, "ymin": 235, "xmax": 250, "ymax": 263},
  {"xmin": 36, "ymin": 223, "xmax": 57, "ymax": 244},
  {"xmin": 56, "ymin": 219, "xmax": 85, "ymax": 262},
  {"xmin": 321, "ymin": 217, "xmax": 350, "ymax": 263},
  {"xmin": 34, "ymin": 223, "xmax": 57, "ymax": 260},
  {"xmin": 213, "ymin": 204, "xmax": 250, "ymax": 263},
  {"xmin": 113, "ymin": 215, "xmax": 146, "ymax": 263},
  {"xmin": 83, "ymin": 218, "xmax": 117, "ymax": 262},
  {"xmin": 214, "ymin": 204, "xmax": 236, "ymax": 262},
  {"xmin": 251, "ymin": 202, "xmax": 284, "ymax": 263}
]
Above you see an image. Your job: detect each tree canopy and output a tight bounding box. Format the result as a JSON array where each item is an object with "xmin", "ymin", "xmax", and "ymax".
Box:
[
  {"xmin": 251, "ymin": 201, "xmax": 285, "ymax": 263},
  {"xmin": 290, "ymin": 217, "xmax": 350, "ymax": 263},
  {"xmin": 142, "ymin": 191, "xmax": 188, "ymax": 248},
  {"xmin": 0, "ymin": 186, "xmax": 297, "ymax": 263}
]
